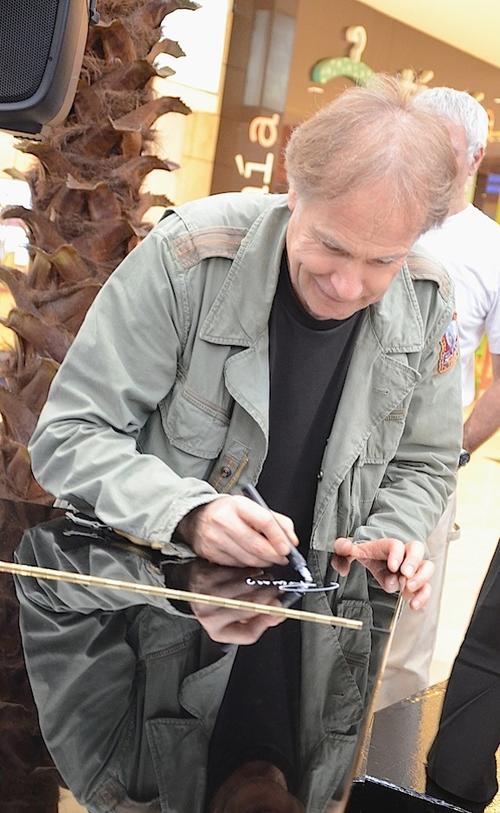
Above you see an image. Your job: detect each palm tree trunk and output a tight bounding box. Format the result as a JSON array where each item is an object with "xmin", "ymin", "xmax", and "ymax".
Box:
[{"xmin": 0, "ymin": 0, "xmax": 198, "ymax": 503}]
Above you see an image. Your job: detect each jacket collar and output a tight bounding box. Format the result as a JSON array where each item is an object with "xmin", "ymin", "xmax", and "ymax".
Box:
[
  {"xmin": 199, "ymin": 198, "xmax": 287, "ymax": 347},
  {"xmin": 369, "ymin": 261, "xmax": 424, "ymax": 353},
  {"xmin": 199, "ymin": 196, "xmax": 425, "ymax": 354}
]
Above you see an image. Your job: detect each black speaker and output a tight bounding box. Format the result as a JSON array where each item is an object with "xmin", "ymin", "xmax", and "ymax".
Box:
[{"xmin": 0, "ymin": 1, "xmax": 98, "ymax": 138}]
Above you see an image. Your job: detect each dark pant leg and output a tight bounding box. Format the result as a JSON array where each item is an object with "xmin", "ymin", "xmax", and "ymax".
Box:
[{"xmin": 427, "ymin": 539, "xmax": 500, "ymax": 805}]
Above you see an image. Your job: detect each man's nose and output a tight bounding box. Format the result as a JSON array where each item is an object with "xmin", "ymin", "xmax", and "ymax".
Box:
[{"xmin": 328, "ymin": 268, "xmax": 364, "ymax": 301}]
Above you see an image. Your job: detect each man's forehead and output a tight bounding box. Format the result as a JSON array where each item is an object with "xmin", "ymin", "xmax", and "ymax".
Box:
[
  {"xmin": 310, "ymin": 209, "xmax": 420, "ymax": 259},
  {"xmin": 312, "ymin": 183, "xmax": 420, "ymax": 223}
]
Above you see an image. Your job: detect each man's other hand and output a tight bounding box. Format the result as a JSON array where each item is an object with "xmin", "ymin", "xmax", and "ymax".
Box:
[
  {"xmin": 331, "ymin": 537, "xmax": 434, "ymax": 610},
  {"xmin": 176, "ymin": 496, "xmax": 298, "ymax": 568},
  {"xmin": 187, "ymin": 561, "xmax": 284, "ymax": 645}
]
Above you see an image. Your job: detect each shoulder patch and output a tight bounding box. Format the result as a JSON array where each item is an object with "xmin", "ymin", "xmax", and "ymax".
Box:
[
  {"xmin": 437, "ymin": 311, "xmax": 459, "ymax": 374},
  {"xmin": 170, "ymin": 227, "xmax": 247, "ymax": 271},
  {"xmin": 407, "ymin": 248, "xmax": 452, "ymax": 301}
]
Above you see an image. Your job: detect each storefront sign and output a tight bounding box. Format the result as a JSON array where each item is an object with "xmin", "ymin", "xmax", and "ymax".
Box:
[{"xmin": 234, "ymin": 112, "xmax": 280, "ymax": 193}]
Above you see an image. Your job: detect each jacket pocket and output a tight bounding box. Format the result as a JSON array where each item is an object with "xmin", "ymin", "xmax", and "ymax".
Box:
[
  {"xmin": 360, "ymin": 412, "xmax": 406, "ymax": 464},
  {"xmin": 160, "ymin": 385, "xmax": 229, "ymax": 460},
  {"xmin": 335, "ymin": 599, "xmax": 373, "ymax": 702},
  {"xmin": 349, "ymin": 413, "xmax": 407, "ymax": 523},
  {"xmin": 146, "ymin": 717, "xmax": 207, "ymax": 813}
]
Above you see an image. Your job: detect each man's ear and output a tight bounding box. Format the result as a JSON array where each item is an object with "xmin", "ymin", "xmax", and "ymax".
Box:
[
  {"xmin": 287, "ymin": 187, "xmax": 297, "ymax": 211},
  {"xmin": 470, "ymin": 145, "xmax": 485, "ymax": 176}
]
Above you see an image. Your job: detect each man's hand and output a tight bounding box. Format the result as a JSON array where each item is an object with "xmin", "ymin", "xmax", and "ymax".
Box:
[
  {"xmin": 187, "ymin": 561, "xmax": 285, "ymax": 645},
  {"xmin": 164, "ymin": 559, "xmax": 289, "ymax": 645},
  {"xmin": 331, "ymin": 537, "xmax": 434, "ymax": 610},
  {"xmin": 176, "ymin": 496, "xmax": 298, "ymax": 568}
]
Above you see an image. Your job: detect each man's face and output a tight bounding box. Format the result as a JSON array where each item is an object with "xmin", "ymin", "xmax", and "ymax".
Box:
[{"xmin": 285, "ymin": 184, "xmax": 423, "ymax": 320}]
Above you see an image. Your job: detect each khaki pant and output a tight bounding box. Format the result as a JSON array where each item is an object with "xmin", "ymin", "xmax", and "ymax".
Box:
[{"xmin": 375, "ymin": 493, "xmax": 458, "ymax": 711}]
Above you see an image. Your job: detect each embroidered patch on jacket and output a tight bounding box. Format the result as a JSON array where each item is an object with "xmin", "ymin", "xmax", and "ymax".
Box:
[{"xmin": 437, "ymin": 312, "xmax": 459, "ymax": 374}]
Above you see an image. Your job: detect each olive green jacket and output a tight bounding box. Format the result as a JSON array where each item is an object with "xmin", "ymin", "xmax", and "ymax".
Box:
[{"xmin": 29, "ymin": 193, "xmax": 462, "ymax": 556}]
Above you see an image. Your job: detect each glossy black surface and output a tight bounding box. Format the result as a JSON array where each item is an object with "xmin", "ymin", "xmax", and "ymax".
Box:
[
  {"xmin": 347, "ymin": 777, "xmax": 467, "ymax": 812},
  {"xmin": 1, "ymin": 501, "xmax": 400, "ymax": 812},
  {"xmin": 366, "ymin": 681, "xmax": 500, "ymax": 813},
  {"xmin": 367, "ymin": 684, "xmax": 448, "ymax": 794},
  {"xmin": 366, "ymin": 685, "xmax": 472, "ymax": 812}
]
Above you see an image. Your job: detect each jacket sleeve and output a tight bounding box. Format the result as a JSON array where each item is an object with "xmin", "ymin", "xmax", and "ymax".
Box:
[
  {"xmin": 352, "ymin": 289, "xmax": 463, "ymax": 548},
  {"xmin": 28, "ymin": 223, "xmax": 221, "ymax": 552},
  {"xmin": 15, "ymin": 521, "xmax": 197, "ymax": 617}
]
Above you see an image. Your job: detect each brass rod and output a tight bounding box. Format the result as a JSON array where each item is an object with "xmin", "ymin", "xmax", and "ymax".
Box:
[{"xmin": 0, "ymin": 560, "xmax": 362, "ymax": 629}]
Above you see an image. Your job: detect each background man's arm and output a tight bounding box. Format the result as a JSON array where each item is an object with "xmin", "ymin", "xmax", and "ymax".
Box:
[{"xmin": 463, "ymin": 353, "xmax": 500, "ymax": 453}]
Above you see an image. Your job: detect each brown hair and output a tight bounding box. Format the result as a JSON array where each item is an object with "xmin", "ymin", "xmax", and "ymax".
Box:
[{"xmin": 284, "ymin": 75, "xmax": 457, "ymax": 233}]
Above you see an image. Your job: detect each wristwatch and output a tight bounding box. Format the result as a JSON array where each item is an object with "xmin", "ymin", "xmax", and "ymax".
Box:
[{"xmin": 458, "ymin": 448, "xmax": 471, "ymax": 468}]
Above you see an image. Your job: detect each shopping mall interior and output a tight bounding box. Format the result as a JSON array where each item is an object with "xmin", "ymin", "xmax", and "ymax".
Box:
[{"xmin": 0, "ymin": 1, "xmax": 499, "ymax": 812}]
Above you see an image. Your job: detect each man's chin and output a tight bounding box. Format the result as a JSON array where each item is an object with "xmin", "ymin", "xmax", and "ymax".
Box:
[{"xmin": 308, "ymin": 300, "xmax": 359, "ymax": 321}]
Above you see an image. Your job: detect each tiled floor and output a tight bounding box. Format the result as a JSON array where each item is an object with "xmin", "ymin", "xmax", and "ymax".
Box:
[{"xmin": 430, "ymin": 427, "xmax": 500, "ymax": 685}]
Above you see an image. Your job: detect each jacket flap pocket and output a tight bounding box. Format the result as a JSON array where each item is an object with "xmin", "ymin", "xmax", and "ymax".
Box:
[
  {"xmin": 360, "ymin": 411, "xmax": 406, "ymax": 464},
  {"xmin": 335, "ymin": 599, "xmax": 372, "ymax": 661},
  {"xmin": 146, "ymin": 717, "xmax": 207, "ymax": 812},
  {"xmin": 160, "ymin": 387, "xmax": 228, "ymax": 459}
]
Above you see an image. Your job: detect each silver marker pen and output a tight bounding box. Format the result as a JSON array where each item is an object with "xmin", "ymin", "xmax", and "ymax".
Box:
[{"xmin": 242, "ymin": 484, "xmax": 314, "ymax": 583}]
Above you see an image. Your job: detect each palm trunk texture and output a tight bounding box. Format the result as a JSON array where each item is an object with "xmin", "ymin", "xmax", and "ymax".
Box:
[{"xmin": 0, "ymin": 0, "xmax": 198, "ymax": 504}]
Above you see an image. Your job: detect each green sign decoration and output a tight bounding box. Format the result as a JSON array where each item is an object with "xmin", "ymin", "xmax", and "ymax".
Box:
[
  {"xmin": 310, "ymin": 25, "xmax": 373, "ymax": 88},
  {"xmin": 310, "ymin": 56, "xmax": 373, "ymax": 87}
]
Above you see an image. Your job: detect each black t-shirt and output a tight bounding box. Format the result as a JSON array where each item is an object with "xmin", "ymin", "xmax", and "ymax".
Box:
[
  {"xmin": 257, "ymin": 250, "xmax": 364, "ymax": 551},
  {"xmin": 206, "ymin": 253, "xmax": 364, "ymax": 803}
]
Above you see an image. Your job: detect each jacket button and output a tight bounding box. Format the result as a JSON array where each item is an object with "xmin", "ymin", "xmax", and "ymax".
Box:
[
  {"xmin": 220, "ymin": 465, "xmax": 232, "ymax": 478},
  {"xmin": 317, "ymin": 470, "xmax": 324, "ymax": 481}
]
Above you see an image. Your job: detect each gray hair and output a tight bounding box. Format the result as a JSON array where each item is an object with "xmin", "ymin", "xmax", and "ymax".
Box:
[
  {"xmin": 284, "ymin": 75, "xmax": 457, "ymax": 234},
  {"xmin": 414, "ymin": 87, "xmax": 489, "ymax": 161}
]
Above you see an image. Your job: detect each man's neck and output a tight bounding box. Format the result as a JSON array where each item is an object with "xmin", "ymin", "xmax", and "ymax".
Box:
[{"xmin": 447, "ymin": 195, "xmax": 470, "ymax": 217}]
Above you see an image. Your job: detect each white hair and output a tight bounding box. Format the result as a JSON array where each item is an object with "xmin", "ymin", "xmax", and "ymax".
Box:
[{"xmin": 414, "ymin": 87, "xmax": 489, "ymax": 162}]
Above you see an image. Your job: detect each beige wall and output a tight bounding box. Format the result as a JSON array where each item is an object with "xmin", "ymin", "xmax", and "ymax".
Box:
[
  {"xmin": 209, "ymin": 0, "xmax": 500, "ymax": 198},
  {"xmin": 357, "ymin": 0, "xmax": 500, "ymax": 69},
  {"xmin": 143, "ymin": 0, "xmax": 234, "ymax": 213},
  {"xmin": 284, "ymin": 0, "xmax": 500, "ymax": 157}
]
